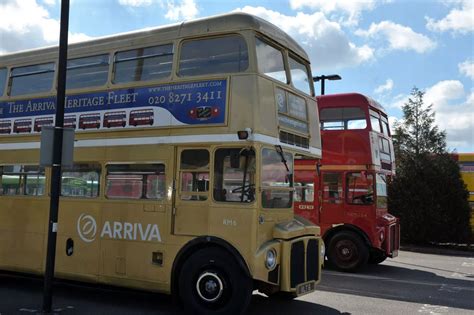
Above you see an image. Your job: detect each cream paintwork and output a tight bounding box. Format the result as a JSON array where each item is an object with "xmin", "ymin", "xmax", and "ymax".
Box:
[{"xmin": 0, "ymin": 13, "xmax": 323, "ymax": 299}]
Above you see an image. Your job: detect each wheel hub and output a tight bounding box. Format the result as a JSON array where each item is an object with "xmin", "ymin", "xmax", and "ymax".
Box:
[{"xmin": 196, "ymin": 272, "xmax": 223, "ymax": 303}]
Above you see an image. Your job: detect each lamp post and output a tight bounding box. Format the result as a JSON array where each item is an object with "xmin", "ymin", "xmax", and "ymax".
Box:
[{"xmin": 313, "ymin": 74, "xmax": 341, "ymax": 95}]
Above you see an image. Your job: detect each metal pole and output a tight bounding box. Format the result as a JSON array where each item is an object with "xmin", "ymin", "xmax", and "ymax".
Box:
[
  {"xmin": 321, "ymin": 76, "xmax": 326, "ymax": 95},
  {"xmin": 42, "ymin": 0, "xmax": 69, "ymax": 312}
]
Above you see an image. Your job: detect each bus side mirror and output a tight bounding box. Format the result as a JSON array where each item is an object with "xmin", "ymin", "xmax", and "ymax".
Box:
[{"xmin": 230, "ymin": 152, "xmax": 241, "ymax": 168}]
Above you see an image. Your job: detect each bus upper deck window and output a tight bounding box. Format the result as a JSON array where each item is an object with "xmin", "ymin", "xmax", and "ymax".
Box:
[
  {"xmin": 370, "ymin": 110, "xmax": 382, "ymax": 133},
  {"xmin": 0, "ymin": 68, "xmax": 7, "ymax": 96},
  {"xmin": 256, "ymin": 38, "xmax": 286, "ymax": 83},
  {"xmin": 67, "ymin": 54, "xmax": 109, "ymax": 89},
  {"xmin": 381, "ymin": 116, "xmax": 390, "ymax": 136},
  {"xmin": 289, "ymin": 55, "xmax": 312, "ymax": 95},
  {"xmin": 114, "ymin": 44, "xmax": 173, "ymax": 83},
  {"xmin": 10, "ymin": 63, "xmax": 55, "ymax": 96},
  {"xmin": 320, "ymin": 107, "xmax": 366, "ymax": 130},
  {"xmin": 178, "ymin": 35, "xmax": 249, "ymax": 77}
]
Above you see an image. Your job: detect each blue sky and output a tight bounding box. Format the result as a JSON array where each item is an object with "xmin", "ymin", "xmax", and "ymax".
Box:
[{"xmin": 1, "ymin": 0, "xmax": 473, "ymax": 152}]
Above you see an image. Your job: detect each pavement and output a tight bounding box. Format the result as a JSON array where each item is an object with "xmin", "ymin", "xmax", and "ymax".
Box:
[{"xmin": 400, "ymin": 243, "xmax": 474, "ymax": 257}]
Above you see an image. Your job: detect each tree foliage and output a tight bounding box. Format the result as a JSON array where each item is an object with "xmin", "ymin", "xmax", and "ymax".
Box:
[
  {"xmin": 393, "ymin": 87, "xmax": 446, "ymax": 157},
  {"xmin": 389, "ymin": 87, "xmax": 471, "ymax": 244}
]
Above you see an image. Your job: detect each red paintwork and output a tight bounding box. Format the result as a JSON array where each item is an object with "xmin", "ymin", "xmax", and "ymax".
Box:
[{"xmin": 295, "ymin": 93, "xmax": 400, "ymax": 258}]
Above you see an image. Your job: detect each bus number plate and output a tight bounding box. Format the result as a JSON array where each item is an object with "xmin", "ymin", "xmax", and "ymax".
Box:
[{"xmin": 296, "ymin": 281, "xmax": 316, "ymax": 296}]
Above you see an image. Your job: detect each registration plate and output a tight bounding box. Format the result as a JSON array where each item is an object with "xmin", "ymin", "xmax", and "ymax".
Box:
[{"xmin": 296, "ymin": 281, "xmax": 316, "ymax": 296}]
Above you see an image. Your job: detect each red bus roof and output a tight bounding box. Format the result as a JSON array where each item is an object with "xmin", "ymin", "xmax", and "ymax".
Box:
[{"xmin": 316, "ymin": 93, "xmax": 386, "ymax": 114}]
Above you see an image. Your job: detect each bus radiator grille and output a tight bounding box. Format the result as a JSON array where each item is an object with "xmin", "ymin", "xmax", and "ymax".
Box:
[{"xmin": 290, "ymin": 240, "xmax": 305, "ymax": 288}]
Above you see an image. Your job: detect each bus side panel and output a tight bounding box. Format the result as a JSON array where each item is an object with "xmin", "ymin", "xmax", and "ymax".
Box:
[
  {"xmin": 99, "ymin": 203, "xmax": 172, "ymax": 288},
  {"xmin": 0, "ymin": 198, "xmax": 48, "ymax": 273},
  {"xmin": 54, "ymin": 200, "xmax": 101, "ymax": 282}
]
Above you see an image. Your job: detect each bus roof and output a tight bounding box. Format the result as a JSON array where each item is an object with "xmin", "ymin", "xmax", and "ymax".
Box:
[
  {"xmin": 316, "ymin": 93, "xmax": 387, "ymax": 114},
  {"xmin": 0, "ymin": 12, "xmax": 309, "ymax": 65},
  {"xmin": 452, "ymin": 153, "xmax": 474, "ymax": 162}
]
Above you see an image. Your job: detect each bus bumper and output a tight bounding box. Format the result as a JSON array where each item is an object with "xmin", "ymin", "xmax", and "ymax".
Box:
[{"xmin": 385, "ymin": 221, "xmax": 400, "ymax": 258}]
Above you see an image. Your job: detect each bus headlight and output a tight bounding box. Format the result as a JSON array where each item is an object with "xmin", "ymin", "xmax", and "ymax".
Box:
[
  {"xmin": 265, "ymin": 248, "xmax": 277, "ymax": 270},
  {"xmin": 320, "ymin": 241, "xmax": 325, "ymax": 259}
]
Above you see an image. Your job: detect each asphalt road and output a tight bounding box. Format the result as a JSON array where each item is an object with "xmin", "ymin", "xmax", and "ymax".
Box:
[{"xmin": 0, "ymin": 250, "xmax": 473, "ymax": 314}]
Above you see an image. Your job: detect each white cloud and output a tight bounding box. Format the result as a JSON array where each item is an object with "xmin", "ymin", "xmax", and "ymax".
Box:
[
  {"xmin": 458, "ymin": 59, "xmax": 474, "ymax": 79},
  {"xmin": 426, "ymin": 0, "xmax": 474, "ymax": 34},
  {"xmin": 118, "ymin": 0, "xmax": 153, "ymax": 6},
  {"xmin": 0, "ymin": 0, "xmax": 91, "ymax": 54},
  {"xmin": 117, "ymin": 0, "xmax": 198, "ymax": 21},
  {"xmin": 356, "ymin": 21, "xmax": 436, "ymax": 54},
  {"xmin": 374, "ymin": 79, "xmax": 394, "ymax": 94},
  {"xmin": 289, "ymin": 0, "xmax": 388, "ymax": 26},
  {"xmin": 389, "ymin": 81, "xmax": 473, "ymax": 151},
  {"xmin": 235, "ymin": 6, "xmax": 374, "ymax": 71},
  {"xmin": 41, "ymin": 0, "xmax": 56, "ymax": 5},
  {"xmin": 163, "ymin": 0, "xmax": 198, "ymax": 21},
  {"xmin": 424, "ymin": 80, "xmax": 465, "ymax": 111}
]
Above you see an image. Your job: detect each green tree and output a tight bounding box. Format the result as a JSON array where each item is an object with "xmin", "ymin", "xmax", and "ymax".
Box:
[
  {"xmin": 393, "ymin": 87, "xmax": 446, "ymax": 157},
  {"xmin": 389, "ymin": 87, "xmax": 471, "ymax": 244}
]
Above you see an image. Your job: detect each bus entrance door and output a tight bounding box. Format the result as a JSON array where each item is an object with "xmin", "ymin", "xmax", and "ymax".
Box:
[
  {"xmin": 294, "ymin": 161, "xmax": 320, "ymax": 225},
  {"xmin": 173, "ymin": 147, "xmax": 210, "ymax": 236}
]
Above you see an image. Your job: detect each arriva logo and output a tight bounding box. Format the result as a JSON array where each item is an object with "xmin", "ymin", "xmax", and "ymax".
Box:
[
  {"xmin": 76, "ymin": 213, "xmax": 162, "ymax": 243},
  {"xmin": 77, "ymin": 213, "xmax": 97, "ymax": 243}
]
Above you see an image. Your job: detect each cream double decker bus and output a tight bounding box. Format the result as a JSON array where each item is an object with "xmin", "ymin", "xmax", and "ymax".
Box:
[{"xmin": 0, "ymin": 13, "xmax": 323, "ymax": 314}]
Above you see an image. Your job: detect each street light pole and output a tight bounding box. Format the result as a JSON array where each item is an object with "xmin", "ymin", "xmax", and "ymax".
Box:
[
  {"xmin": 313, "ymin": 74, "xmax": 341, "ymax": 95},
  {"xmin": 42, "ymin": 0, "xmax": 69, "ymax": 312}
]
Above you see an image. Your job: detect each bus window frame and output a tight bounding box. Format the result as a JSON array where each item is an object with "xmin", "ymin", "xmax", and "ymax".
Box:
[
  {"xmin": 105, "ymin": 163, "xmax": 167, "ymax": 201},
  {"xmin": 0, "ymin": 67, "xmax": 7, "ymax": 97},
  {"xmin": 177, "ymin": 34, "xmax": 250, "ymax": 78},
  {"xmin": 179, "ymin": 148, "xmax": 210, "ymax": 201},
  {"xmin": 255, "ymin": 35, "xmax": 289, "ymax": 85},
  {"xmin": 112, "ymin": 43, "xmax": 174, "ymax": 84},
  {"xmin": 288, "ymin": 52, "xmax": 314, "ymax": 96},
  {"xmin": 345, "ymin": 171, "xmax": 374, "ymax": 206},
  {"xmin": 369, "ymin": 109, "xmax": 382, "ymax": 133},
  {"xmin": 66, "ymin": 53, "xmax": 110, "ymax": 90},
  {"xmin": 0, "ymin": 164, "xmax": 46, "ymax": 197},
  {"xmin": 260, "ymin": 146, "xmax": 294, "ymax": 209},
  {"xmin": 60, "ymin": 163, "xmax": 101, "ymax": 199},
  {"xmin": 320, "ymin": 107, "xmax": 367, "ymax": 131},
  {"xmin": 321, "ymin": 172, "xmax": 343, "ymax": 204},
  {"xmin": 8, "ymin": 62, "xmax": 56, "ymax": 97}
]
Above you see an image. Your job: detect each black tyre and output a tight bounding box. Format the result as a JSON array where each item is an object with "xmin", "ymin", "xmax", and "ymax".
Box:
[
  {"xmin": 178, "ymin": 247, "xmax": 252, "ymax": 315},
  {"xmin": 327, "ymin": 231, "xmax": 369, "ymax": 272},
  {"xmin": 368, "ymin": 249, "xmax": 387, "ymax": 265}
]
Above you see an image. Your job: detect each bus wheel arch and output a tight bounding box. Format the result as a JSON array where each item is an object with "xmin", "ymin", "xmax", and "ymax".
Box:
[
  {"xmin": 324, "ymin": 225, "xmax": 370, "ymax": 272},
  {"xmin": 171, "ymin": 236, "xmax": 252, "ymax": 310}
]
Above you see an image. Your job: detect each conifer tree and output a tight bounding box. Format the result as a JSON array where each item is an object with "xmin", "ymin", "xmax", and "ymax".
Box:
[{"xmin": 389, "ymin": 87, "xmax": 471, "ymax": 244}]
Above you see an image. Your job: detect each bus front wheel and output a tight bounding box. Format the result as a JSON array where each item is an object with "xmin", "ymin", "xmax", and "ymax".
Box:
[
  {"xmin": 178, "ymin": 247, "xmax": 252, "ymax": 315},
  {"xmin": 327, "ymin": 231, "xmax": 368, "ymax": 272}
]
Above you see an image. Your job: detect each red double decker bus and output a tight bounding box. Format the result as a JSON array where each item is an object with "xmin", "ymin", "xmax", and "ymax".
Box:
[
  {"xmin": 295, "ymin": 93, "xmax": 400, "ymax": 271},
  {"xmin": 64, "ymin": 115, "xmax": 77, "ymax": 129},
  {"xmin": 103, "ymin": 110, "xmax": 127, "ymax": 128},
  {"xmin": 34, "ymin": 116, "xmax": 54, "ymax": 132},
  {"xmin": 13, "ymin": 118, "xmax": 32, "ymax": 134},
  {"xmin": 129, "ymin": 108, "xmax": 154, "ymax": 126},
  {"xmin": 0, "ymin": 120, "xmax": 11, "ymax": 134},
  {"xmin": 79, "ymin": 113, "xmax": 101, "ymax": 129}
]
